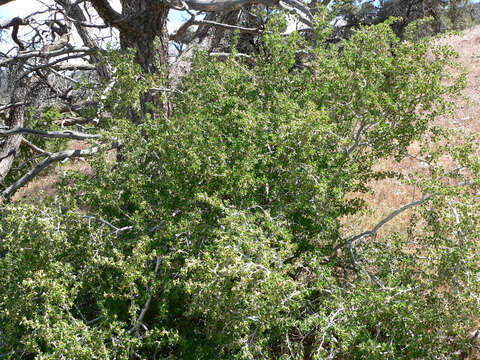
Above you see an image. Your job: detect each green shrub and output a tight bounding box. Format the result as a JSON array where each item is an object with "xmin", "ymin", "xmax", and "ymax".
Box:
[{"xmin": 1, "ymin": 16, "xmax": 479, "ymax": 359}]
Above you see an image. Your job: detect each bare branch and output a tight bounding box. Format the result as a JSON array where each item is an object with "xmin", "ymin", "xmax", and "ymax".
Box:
[
  {"xmin": 0, "ymin": 47, "xmax": 98, "ymax": 68},
  {"xmin": 83, "ymin": 215, "xmax": 133, "ymax": 235},
  {"xmin": 17, "ymin": 52, "xmax": 99, "ymax": 80},
  {"xmin": 128, "ymin": 255, "xmax": 162, "ymax": 336},
  {"xmin": 150, "ymin": 87, "xmax": 184, "ymax": 95},
  {"xmin": 52, "ymin": 63, "xmax": 96, "ymax": 71},
  {"xmin": 63, "ymin": 18, "xmax": 109, "ymax": 28},
  {"xmin": 178, "ymin": 0, "xmax": 279, "ymax": 11},
  {"xmin": 282, "ymin": 0, "xmax": 313, "ymax": 19},
  {"xmin": 335, "ymin": 180, "xmax": 473, "ymax": 254},
  {"xmin": 59, "ymin": 117, "xmax": 91, "ymax": 127},
  {"xmin": 0, "ymin": 66, "xmax": 27, "ymax": 183},
  {"xmin": 0, "ymin": 17, "xmax": 29, "ymax": 49},
  {"xmin": 88, "ymin": 0, "xmax": 140, "ymax": 35},
  {"xmin": 55, "ymin": 0, "xmax": 112, "ymax": 79},
  {"xmin": 170, "ymin": 16, "xmax": 196, "ymax": 42},
  {"xmin": 194, "ymin": 19, "xmax": 261, "ymax": 33},
  {"xmin": 210, "ymin": 52, "xmax": 253, "ymax": 62},
  {"xmin": 278, "ymin": 1, "xmax": 313, "ymax": 27},
  {"xmin": 168, "ymin": 1, "xmax": 265, "ymax": 42},
  {"xmin": 0, "ymin": 102, "xmax": 25, "ymax": 112},
  {"xmin": 21, "ymin": 137, "xmax": 52, "ymax": 155},
  {"xmin": 1, "ymin": 142, "xmax": 118, "ymax": 200},
  {"xmin": 336, "ymin": 193, "xmax": 435, "ymax": 254},
  {"xmin": 0, "ymin": 17, "xmax": 27, "ymax": 29},
  {"xmin": 0, "ymin": 127, "xmax": 100, "ymax": 140}
]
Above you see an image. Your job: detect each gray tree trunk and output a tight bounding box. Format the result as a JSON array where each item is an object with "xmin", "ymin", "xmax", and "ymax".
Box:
[{"xmin": 0, "ymin": 64, "xmax": 27, "ymax": 183}]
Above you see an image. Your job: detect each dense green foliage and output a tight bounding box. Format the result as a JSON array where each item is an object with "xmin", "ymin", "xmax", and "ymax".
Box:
[{"xmin": 1, "ymin": 17, "xmax": 479, "ymax": 359}]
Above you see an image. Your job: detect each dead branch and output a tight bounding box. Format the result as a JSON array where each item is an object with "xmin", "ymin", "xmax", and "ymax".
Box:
[
  {"xmin": 88, "ymin": 0, "xmax": 140, "ymax": 35},
  {"xmin": 21, "ymin": 137, "xmax": 52, "ymax": 155},
  {"xmin": 52, "ymin": 63, "xmax": 96, "ymax": 71},
  {"xmin": 194, "ymin": 19, "xmax": 261, "ymax": 33},
  {"xmin": 17, "ymin": 53, "xmax": 99, "ymax": 80},
  {"xmin": 128, "ymin": 255, "xmax": 162, "ymax": 337},
  {"xmin": 176, "ymin": 0, "xmax": 278, "ymax": 11},
  {"xmin": 0, "ymin": 65, "xmax": 27, "ymax": 183},
  {"xmin": 278, "ymin": 1, "xmax": 313, "ymax": 27},
  {"xmin": 1, "ymin": 141, "xmax": 119, "ymax": 200},
  {"xmin": 0, "ymin": 127, "xmax": 100, "ymax": 140},
  {"xmin": 210, "ymin": 52, "xmax": 254, "ymax": 62},
  {"xmin": 0, "ymin": 102, "xmax": 25, "ymax": 112},
  {"xmin": 55, "ymin": 0, "xmax": 112, "ymax": 79},
  {"xmin": 59, "ymin": 117, "xmax": 91, "ymax": 127},
  {"xmin": 0, "ymin": 47, "xmax": 98, "ymax": 68},
  {"xmin": 0, "ymin": 17, "xmax": 29, "ymax": 50}
]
